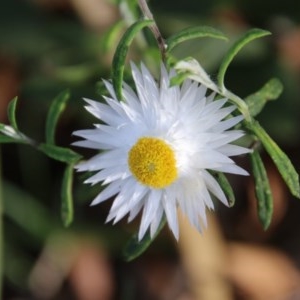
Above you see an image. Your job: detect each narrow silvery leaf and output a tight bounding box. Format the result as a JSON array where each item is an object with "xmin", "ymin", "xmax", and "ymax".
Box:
[
  {"xmin": 7, "ymin": 96, "xmax": 18, "ymax": 130},
  {"xmin": 45, "ymin": 90, "xmax": 70, "ymax": 145},
  {"xmin": 61, "ymin": 164, "xmax": 74, "ymax": 227},
  {"xmin": 123, "ymin": 217, "xmax": 166, "ymax": 262},
  {"xmin": 245, "ymin": 78, "xmax": 283, "ymax": 117},
  {"xmin": 39, "ymin": 144, "xmax": 82, "ymax": 164},
  {"xmin": 214, "ymin": 172, "xmax": 235, "ymax": 207},
  {"xmin": 250, "ymin": 150, "xmax": 273, "ymax": 229},
  {"xmin": 248, "ymin": 121, "xmax": 300, "ymax": 198},
  {"xmin": 0, "ymin": 125, "xmax": 32, "ymax": 144},
  {"xmin": 175, "ymin": 58, "xmax": 219, "ymax": 92},
  {"xmin": 112, "ymin": 19, "xmax": 154, "ymax": 100},
  {"xmin": 166, "ymin": 26, "xmax": 227, "ymax": 52},
  {"xmin": 218, "ymin": 28, "xmax": 271, "ymax": 92},
  {"xmin": 0, "ymin": 125, "xmax": 19, "ymax": 139}
]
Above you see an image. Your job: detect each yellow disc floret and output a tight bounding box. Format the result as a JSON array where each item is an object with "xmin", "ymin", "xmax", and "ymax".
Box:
[{"xmin": 128, "ymin": 137, "xmax": 178, "ymax": 189}]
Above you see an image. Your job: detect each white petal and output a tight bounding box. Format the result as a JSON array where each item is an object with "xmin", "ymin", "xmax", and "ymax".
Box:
[
  {"xmin": 76, "ymin": 149, "xmax": 126, "ymax": 172},
  {"xmin": 150, "ymin": 205, "xmax": 164, "ymax": 237},
  {"xmin": 84, "ymin": 166, "xmax": 128, "ymax": 185},
  {"xmin": 218, "ymin": 144, "xmax": 251, "ymax": 156},
  {"xmin": 103, "ymin": 80, "xmax": 117, "ymax": 100},
  {"xmin": 90, "ymin": 180, "xmax": 122, "ymax": 205},
  {"xmin": 213, "ymin": 115, "xmax": 244, "ymax": 132},
  {"xmin": 72, "ymin": 140, "xmax": 112, "ymax": 150},
  {"xmin": 201, "ymin": 98, "xmax": 227, "ymax": 115},
  {"xmin": 193, "ymin": 150, "xmax": 234, "ymax": 169},
  {"xmin": 162, "ymin": 193, "xmax": 179, "ymax": 240},
  {"xmin": 106, "ymin": 178, "xmax": 137, "ymax": 223},
  {"xmin": 128, "ymin": 200, "xmax": 144, "ymax": 223},
  {"xmin": 138, "ymin": 189, "xmax": 162, "ymax": 240},
  {"xmin": 212, "ymin": 163, "xmax": 249, "ymax": 176},
  {"xmin": 127, "ymin": 185, "xmax": 149, "ymax": 221},
  {"xmin": 73, "ymin": 62, "xmax": 250, "ymax": 241},
  {"xmin": 83, "ymin": 98, "xmax": 123, "ymax": 126},
  {"xmin": 202, "ymin": 170, "xmax": 228, "ymax": 205}
]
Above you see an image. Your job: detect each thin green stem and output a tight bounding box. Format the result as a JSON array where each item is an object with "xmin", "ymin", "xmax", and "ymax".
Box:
[
  {"xmin": 138, "ymin": 0, "xmax": 166, "ymax": 61},
  {"xmin": 222, "ymin": 89, "xmax": 252, "ymax": 122}
]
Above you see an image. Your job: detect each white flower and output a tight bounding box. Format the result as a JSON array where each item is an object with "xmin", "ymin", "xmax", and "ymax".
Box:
[{"xmin": 73, "ymin": 62, "xmax": 250, "ymax": 240}]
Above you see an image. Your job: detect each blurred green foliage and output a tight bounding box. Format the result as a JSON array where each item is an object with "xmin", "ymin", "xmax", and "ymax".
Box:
[{"xmin": 1, "ymin": 0, "xmax": 300, "ymax": 298}]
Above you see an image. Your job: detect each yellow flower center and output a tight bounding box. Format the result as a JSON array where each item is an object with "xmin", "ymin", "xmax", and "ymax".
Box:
[{"xmin": 128, "ymin": 137, "xmax": 178, "ymax": 189}]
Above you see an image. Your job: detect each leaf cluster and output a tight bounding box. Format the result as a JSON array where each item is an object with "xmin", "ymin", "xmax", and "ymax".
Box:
[{"xmin": 0, "ymin": 90, "xmax": 81, "ymax": 227}]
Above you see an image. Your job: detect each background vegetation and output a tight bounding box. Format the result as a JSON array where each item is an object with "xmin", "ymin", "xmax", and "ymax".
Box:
[{"xmin": 1, "ymin": 0, "xmax": 300, "ymax": 299}]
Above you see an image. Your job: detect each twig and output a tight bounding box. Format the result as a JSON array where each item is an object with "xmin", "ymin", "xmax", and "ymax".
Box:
[{"xmin": 138, "ymin": 0, "xmax": 166, "ymax": 61}]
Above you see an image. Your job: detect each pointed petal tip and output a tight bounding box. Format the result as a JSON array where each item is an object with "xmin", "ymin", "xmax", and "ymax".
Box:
[
  {"xmin": 241, "ymin": 169, "xmax": 250, "ymax": 176},
  {"xmin": 173, "ymin": 232, "xmax": 179, "ymax": 241},
  {"xmin": 90, "ymin": 198, "xmax": 100, "ymax": 206},
  {"xmin": 105, "ymin": 214, "xmax": 114, "ymax": 224},
  {"xmin": 83, "ymin": 97, "xmax": 93, "ymax": 103}
]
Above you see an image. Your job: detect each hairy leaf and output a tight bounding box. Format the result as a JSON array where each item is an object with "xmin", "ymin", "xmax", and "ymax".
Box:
[
  {"xmin": 61, "ymin": 164, "xmax": 74, "ymax": 227},
  {"xmin": 7, "ymin": 96, "xmax": 18, "ymax": 130},
  {"xmin": 45, "ymin": 90, "xmax": 70, "ymax": 145},
  {"xmin": 170, "ymin": 72, "xmax": 191, "ymax": 87},
  {"xmin": 39, "ymin": 144, "xmax": 82, "ymax": 164},
  {"xmin": 112, "ymin": 19, "xmax": 154, "ymax": 100},
  {"xmin": 248, "ymin": 121, "xmax": 300, "ymax": 198},
  {"xmin": 250, "ymin": 150, "xmax": 273, "ymax": 229},
  {"xmin": 245, "ymin": 78, "xmax": 283, "ymax": 117},
  {"xmin": 0, "ymin": 135, "xmax": 21, "ymax": 144},
  {"xmin": 166, "ymin": 26, "xmax": 227, "ymax": 53},
  {"xmin": 218, "ymin": 28, "xmax": 271, "ymax": 91}
]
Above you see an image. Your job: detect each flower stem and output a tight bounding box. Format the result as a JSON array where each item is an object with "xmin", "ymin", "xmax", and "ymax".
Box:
[
  {"xmin": 223, "ymin": 89, "xmax": 252, "ymax": 122},
  {"xmin": 138, "ymin": 0, "xmax": 166, "ymax": 61}
]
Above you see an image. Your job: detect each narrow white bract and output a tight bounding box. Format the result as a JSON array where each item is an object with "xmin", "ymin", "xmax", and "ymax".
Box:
[{"xmin": 73, "ymin": 63, "xmax": 250, "ymax": 240}]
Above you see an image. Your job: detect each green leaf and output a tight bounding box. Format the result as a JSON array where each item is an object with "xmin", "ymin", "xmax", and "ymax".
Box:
[
  {"xmin": 123, "ymin": 217, "xmax": 166, "ymax": 262},
  {"xmin": 214, "ymin": 172, "xmax": 235, "ymax": 207},
  {"xmin": 112, "ymin": 19, "xmax": 154, "ymax": 100},
  {"xmin": 7, "ymin": 96, "xmax": 19, "ymax": 130},
  {"xmin": 45, "ymin": 90, "xmax": 70, "ymax": 145},
  {"xmin": 0, "ymin": 125, "xmax": 32, "ymax": 144},
  {"xmin": 170, "ymin": 71, "xmax": 191, "ymax": 87},
  {"xmin": 39, "ymin": 143, "xmax": 82, "ymax": 163},
  {"xmin": 250, "ymin": 149, "xmax": 273, "ymax": 229},
  {"xmin": 0, "ymin": 134, "xmax": 21, "ymax": 144},
  {"xmin": 218, "ymin": 28, "xmax": 271, "ymax": 91},
  {"xmin": 245, "ymin": 78, "xmax": 283, "ymax": 117},
  {"xmin": 248, "ymin": 121, "xmax": 300, "ymax": 198},
  {"xmin": 61, "ymin": 164, "xmax": 74, "ymax": 227},
  {"xmin": 166, "ymin": 26, "xmax": 228, "ymax": 53}
]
